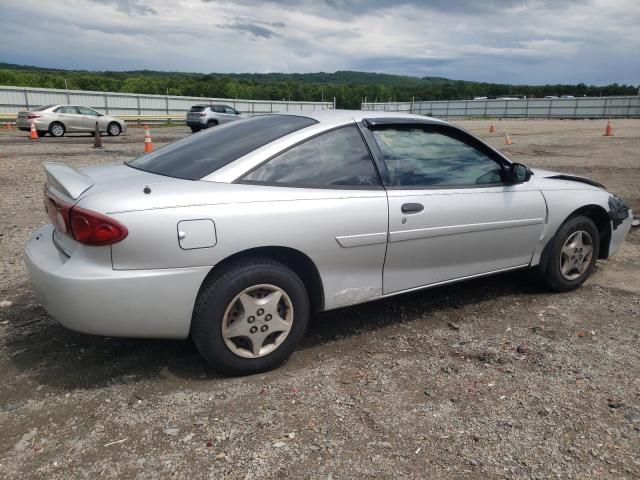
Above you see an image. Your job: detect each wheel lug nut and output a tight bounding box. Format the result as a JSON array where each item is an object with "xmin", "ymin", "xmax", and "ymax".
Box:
[
  {"xmin": 265, "ymin": 314, "xmax": 272, "ymax": 321},
  {"xmin": 574, "ymin": 248, "xmax": 578, "ymax": 253},
  {"xmin": 260, "ymin": 325, "xmax": 268, "ymax": 332},
  {"xmin": 248, "ymin": 316, "xmax": 255, "ymax": 323},
  {"xmin": 250, "ymin": 326, "xmax": 258, "ymax": 334},
  {"xmin": 257, "ymin": 308, "xmax": 264, "ymax": 316}
]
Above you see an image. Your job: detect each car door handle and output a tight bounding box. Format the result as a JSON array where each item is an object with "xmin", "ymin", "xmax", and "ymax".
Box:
[{"xmin": 401, "ymin": 203, "xmax": 424, "ymax": 214}]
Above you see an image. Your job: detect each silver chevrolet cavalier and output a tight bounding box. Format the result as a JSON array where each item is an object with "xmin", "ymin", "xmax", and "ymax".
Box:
[{"xmin": 25, "ymin": 111, "xmax": 633, "ymax": 375}]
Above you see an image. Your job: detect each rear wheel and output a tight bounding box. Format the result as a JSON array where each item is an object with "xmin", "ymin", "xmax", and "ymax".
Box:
[
  {"xmin": 107, "ymin": 122, "xmax": 121, "ymax": 136},
  {"xmin": 191, "ymin": 258, "xmax": 309, "ymax": 376},
  {"xmin": 542, "ymin": 216, "xmax": 599, "ymax": 292},
  {"xmin": 49, "ymin": 122, "xmax": 65, "ymax": 138},
  {"xmin": 190, "ymin": 127, "xmax": 199, "ymax": 133},
  {"xmin": 206, "ymin": 120, "xmax": 218, "ymax": 129}
]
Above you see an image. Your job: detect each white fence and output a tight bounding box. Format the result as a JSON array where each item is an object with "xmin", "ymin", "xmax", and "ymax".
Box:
[
  {"xmin": 0, "ymin": 86, "xmax": 334, "ymax": 121},
  {"xmin": 362, "ymin": 96, "xmax": 640, "ymax": 119}
]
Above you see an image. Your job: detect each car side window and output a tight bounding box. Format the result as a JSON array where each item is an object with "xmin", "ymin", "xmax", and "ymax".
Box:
[
  {"xmin": 371, "ymin": 126, "xmax": 504, "ymax": 187},
  {"xmin": 77, "ymin": 107, "xmax": 99, "ymax": 116},
  {"xmin": 242, "ymin": 126, "xmax": 380, "ymax": 188},
  {"xmin": 212, "ymin": 106, "xmax": 225, "ymax": 113},
  {"xmin": 56, "ymin": 106, "xmax": 78, "ymax": 114},
  {"xmin": 224, "ymin": 106, "xmax": 238, "ymax": 115}
]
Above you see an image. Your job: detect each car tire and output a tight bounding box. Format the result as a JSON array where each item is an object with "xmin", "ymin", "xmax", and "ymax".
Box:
[
  {"xmin": 107, "ymin": 122, "xmax": 121, "ymax": 136},
  {"xmin": 48, "ymin": 122, "xmax": 65, "ymax": 138},
  {"xmin": 541, "ymin": 215, "xmax": 600, "ymax": 292},
  {"xmin": 191, "ymin": 258, "xmax": 310, "ymax": 376},
  {"xmin": 190, "ymin": 127, "xmax": 199, "ymax": 133},
  {"xmin": 206, "ymin": 120, "xmax": 218, "ymax": 129}
]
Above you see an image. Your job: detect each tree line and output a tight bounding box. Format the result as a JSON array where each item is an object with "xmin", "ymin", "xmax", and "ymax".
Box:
[{"xmin": 0, "ymin": 63, "xmax": 637, "ymax": 109}]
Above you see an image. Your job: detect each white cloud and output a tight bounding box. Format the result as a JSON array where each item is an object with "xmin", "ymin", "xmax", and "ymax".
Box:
[{"xmin": 0, "ymin": 0, "xmax": 637, "ymax": 84}]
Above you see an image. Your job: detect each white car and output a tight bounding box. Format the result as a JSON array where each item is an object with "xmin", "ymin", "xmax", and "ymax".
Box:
[{"xmin": 25, "ymin": 110, "xmax": 633, "ymax": 375}]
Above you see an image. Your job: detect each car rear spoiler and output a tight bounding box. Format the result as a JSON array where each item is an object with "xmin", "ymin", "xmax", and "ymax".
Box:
[{"xmin": 43, "ymin": 162, "xmax": 94, "ymax": 200}]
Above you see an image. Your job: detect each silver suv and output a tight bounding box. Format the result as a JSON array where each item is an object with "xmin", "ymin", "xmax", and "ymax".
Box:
[{"xmin": 186, "ymin": 104, "xmax": 242, "ymax": 132}]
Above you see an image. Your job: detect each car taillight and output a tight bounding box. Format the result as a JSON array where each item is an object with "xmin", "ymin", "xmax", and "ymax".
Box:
[
  {"xmin": 69, "ymin": 207, "xmax": 128, "ymax": 245},
  {"xmin": 44, "ymin": 190, "xmax": 128, "ymax": 245},
  {"xmin": 26, "ymin": 114, "xmax": 42, "ymax": 120}
]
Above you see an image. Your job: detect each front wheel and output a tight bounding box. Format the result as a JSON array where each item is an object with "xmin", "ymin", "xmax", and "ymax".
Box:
[
  {"xmin": 542, "ymin": 215, "xmax": 600, "ymax": 292},
  {"xmin": 191, "ymin": 258, "xmax": 309, "ymax": 376},
  {"xmin": 107, "ymin": 122, "xmax": 121, "ymax": 136}
]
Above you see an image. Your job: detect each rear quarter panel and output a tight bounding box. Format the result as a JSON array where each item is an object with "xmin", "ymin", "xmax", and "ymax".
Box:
[{"xmin": 81, "ymin": 182, "xmax": 389, "ymax": 310}]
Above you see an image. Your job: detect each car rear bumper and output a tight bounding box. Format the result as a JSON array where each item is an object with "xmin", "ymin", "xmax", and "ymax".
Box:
[
  {"xmin": 16, "ymin": 118, "xmax": 48, "ymax": 131},
  {"xmin": 25, "ymin": 224, "xmax": 210, "ymax": 339},
  {"xmin": 186, "ymin": 120, "xmax": 206, "ymax": 128}
]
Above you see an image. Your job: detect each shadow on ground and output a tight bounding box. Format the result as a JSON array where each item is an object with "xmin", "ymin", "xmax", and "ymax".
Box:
[{"xmin": 3, "ymin": 271, "xmax": 543, "ymax": 393}]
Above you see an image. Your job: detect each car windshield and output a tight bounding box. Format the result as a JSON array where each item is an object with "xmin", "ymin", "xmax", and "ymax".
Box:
[{"xmin": 127, "ymin": 115, "xmax": 317, "ymax": 180}]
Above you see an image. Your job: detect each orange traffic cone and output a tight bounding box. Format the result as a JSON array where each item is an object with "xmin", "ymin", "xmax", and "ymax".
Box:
[
  {"xmin": 489, "ymin": 121, "xmax": 496, "ymax": 133},
  {"xmin": 603, "ymin": 119, "xmax": 613, "ymax": 137},
  {"xmin": 144, "ymin": 124, "xmax": 154, "ymax": 153},
  {"xmin": 4, "ymin": 123, "xmax": 12, "ymax": 130},
  {"xmin": 504, "ymin": 133, "xmax": 513, "ymax": 145},
  {"xmin": 29, "ymin": 120, "xmax": 38, "ymax": 139}
]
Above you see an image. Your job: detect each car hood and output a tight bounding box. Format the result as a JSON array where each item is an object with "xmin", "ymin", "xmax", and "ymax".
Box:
[{"xmin": 530, "ymin": 167, "xmax": 606, "ymax": 190}]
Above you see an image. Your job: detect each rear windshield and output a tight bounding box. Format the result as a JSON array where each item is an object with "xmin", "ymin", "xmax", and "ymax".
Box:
[
  {"xmin": 32, "ymin": 104, "xmax": 56, "ymax": 111},
  {"xmin": 127, "ymin": 115, "xmax": 317, "ymax": 180},
  {"xmin": 190, "ymin": 105, "xmax": 206, "ymax": 112}
]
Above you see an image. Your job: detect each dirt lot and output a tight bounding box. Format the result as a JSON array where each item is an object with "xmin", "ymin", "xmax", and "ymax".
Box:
[{"xmin": 0, "ymin": 119, "xmax": 639, "ymax": 479}]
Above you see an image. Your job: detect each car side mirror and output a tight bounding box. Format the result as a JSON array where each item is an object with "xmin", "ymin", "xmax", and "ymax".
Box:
[{"xmin": 508, "ymin": 163, "xmax": 532, "ymax": 184}]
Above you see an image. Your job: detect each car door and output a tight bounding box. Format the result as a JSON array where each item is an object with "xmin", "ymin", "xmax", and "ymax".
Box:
[
  {"xmin": 363, "ymin": 121, "xmax": 546, "ymax": 294},
  {"xmin": 239, "ymin": 124, "xmax": 388, "ymax": 309},
  {"xmin": 55, "ymin": 106, "xmax": 83, "ymax": 131},
  {"xmin": 75, "ymin": 106, "xmax": 102, "ymax": 131}
]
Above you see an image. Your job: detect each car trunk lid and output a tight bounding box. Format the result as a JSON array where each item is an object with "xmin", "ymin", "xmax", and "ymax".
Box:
[
  {"xmin": 44, "ymin": 162, "xmax": 179, "ymax": 203},
  {"xmin": 43, "ymin": 162, "xmax": 184, "ymax": 255}
]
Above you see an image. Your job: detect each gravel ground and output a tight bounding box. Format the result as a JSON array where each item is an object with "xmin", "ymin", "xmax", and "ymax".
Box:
[{"xmin": 0, "ymin": 119, "xmax": 639, "ymax": 479}]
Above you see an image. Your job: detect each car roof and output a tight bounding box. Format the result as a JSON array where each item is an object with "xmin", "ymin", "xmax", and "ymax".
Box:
[{"xmin": 288, "ymin": 109, "xmax": 447, "ymax": 126}]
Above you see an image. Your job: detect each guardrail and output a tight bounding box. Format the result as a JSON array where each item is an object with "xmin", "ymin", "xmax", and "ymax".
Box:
[
  {"xmin": 361, "ymin": 96, "xmax": 640, "ymax": 119},
  {"xmin": 0, "ymin": 85, "xmax": 335, "ymax": 124}
]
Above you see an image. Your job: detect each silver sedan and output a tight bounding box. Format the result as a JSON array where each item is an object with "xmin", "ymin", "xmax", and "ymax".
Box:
[
  {"xmin": 24, "ymin": 110, "xmax": 633, "ymax": 375},
  {"xmin": 16, "ymin": 104, "xmax": 127, "ymax": 137}
]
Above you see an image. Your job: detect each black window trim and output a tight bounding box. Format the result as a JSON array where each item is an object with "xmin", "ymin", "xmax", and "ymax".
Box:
[
  {"xmin": 359, "ymin": 118, "xmax": 513, "ymax": 191},
  {"xmin": 234, "ymin": 123, "xmax": 385, "ymax": 191}
]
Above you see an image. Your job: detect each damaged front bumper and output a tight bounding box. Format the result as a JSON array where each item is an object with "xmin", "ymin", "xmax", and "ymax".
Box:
[{"xmin": 608, "ymin": 195, "xmax": 633, "ymax": 257}]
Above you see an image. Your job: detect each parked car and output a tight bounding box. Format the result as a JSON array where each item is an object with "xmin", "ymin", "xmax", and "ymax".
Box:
[
  {"xmin": 25, "ymin": 111, "xmax": 633, "ymax": 375},
  {"xmin": 186, "ymin": 104, "xmax": 242, "ymax": 132},
  {"xmin": 16, "ymin": 104, "xmax": 127, "ymax": 137}
]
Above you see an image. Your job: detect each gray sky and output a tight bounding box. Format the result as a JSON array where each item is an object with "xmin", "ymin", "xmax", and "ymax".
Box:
[{"xmin": 0, "ymin": 0, "xmax": 638, "ymax": 84}]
